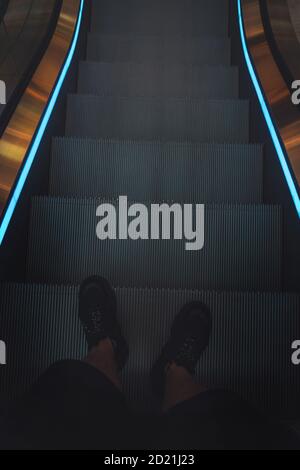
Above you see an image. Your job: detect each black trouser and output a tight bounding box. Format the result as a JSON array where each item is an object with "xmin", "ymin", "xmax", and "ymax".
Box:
[{"xmin": 1, "ymin": 360, "xmax": 298, "ymax": 450}]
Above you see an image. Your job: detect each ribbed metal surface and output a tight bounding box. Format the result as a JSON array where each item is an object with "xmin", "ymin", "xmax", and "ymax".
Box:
[
  {"xmin": 50, "ymin": 138, "xmax": 263, "ymax": 203},
  {"xmin": 0, "ymin": 284, "xmax": 299, "ymax": 417},
  {"xmin": 27, "ymin": 198, "xmax": 282, "ymax": 291},
  {"xmin": 66, "ymin": 95, "xmax": 250, "ymax": 143},
  {"xmin": 78, "ymin": 62, "xmax": 239, "ymax": 99},
  {"xmin": 91, "ymin": 0, "xmax": 229, "ymax": 35},
  {"xmin": 87, "ymin": 34, "xmax": 231, "ymax": 66}
]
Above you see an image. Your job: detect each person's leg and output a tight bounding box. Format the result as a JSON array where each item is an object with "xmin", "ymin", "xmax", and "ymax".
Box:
[
  {"xmin": 149, "ymin": 301, "xmax": 213, "ymax": 449},
  {"xmin": 151, "ymin": 300, "xmax": 211, "ymax": 406},
  {"xmin": 150, "ymin": 301, "xmax": 300, "ymax": 450},
  {"xmin": 79, "ymin": 275, "xmax": 129, "ymax": 374},
  {"xmin": 2, "ymin": 276, "xmax": 130, "ymax": 450},
  {"xmin": 84, "ymin": 338, "xmax": 121, "ymax": 390},
  {"xmin": 163, "ymin": 363, "xmax": 206, "ymax": 412}
]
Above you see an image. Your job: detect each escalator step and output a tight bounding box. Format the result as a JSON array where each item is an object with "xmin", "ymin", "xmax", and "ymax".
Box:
[
  {"xmin": 87, "ymin": 33, "xmax": 231, "ymax": 66},
  {"xmin": 27, "ymin": 198, "xmax": 282, "ymax": 291},
  {"xmin": 66, "ymin": 95, "xmax": 249, "ymax": 143},
  {"xmin": 1, "ymin": 283, "xmax": 299, "ymax": 417},
  {"xmin": 78, "ymin": 62, "xmax": 239, "ymax": 99},
  {"xmin": 91, "ymin": 0, "xmax": 229, "ymax": 35},
  {"xmin": 50, "ymin": 138, "xmax": 263, "ymax": 203}
]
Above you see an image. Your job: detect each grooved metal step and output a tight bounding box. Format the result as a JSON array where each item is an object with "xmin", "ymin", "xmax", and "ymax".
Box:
[
  {"xmin": 50, "ymin": 138, "xmax": 263, "ymax": 203},
  {"xmin": 91, "ymin": 0, "xmax": 229, "ymax": 35},
  {"xmin": 66, "ymin": 95, "xmax": 249, "ymax": 143},
  {"xmin": 78, "ymin": 62, "xmax": 239, "ymax": 99},
  {"xmin": 0, "ymin": 284, "xmax": 299, "ymax": 417},
  {"xmin": 27, "ymin": 198, "xmax": 282, "ymax": 291},
  {"xmin": 87, "ymin": 33, "xmax": 231, "ymax": 66}
]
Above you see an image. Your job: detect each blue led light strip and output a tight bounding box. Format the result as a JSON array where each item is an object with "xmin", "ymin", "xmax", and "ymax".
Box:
[
  {"xmin": 237, "ymin": 0, "xmax": 300, "ymax": 218},
  {"xmin": 0, "ymin": 0, "xmax": 85, "ymax": 245}
]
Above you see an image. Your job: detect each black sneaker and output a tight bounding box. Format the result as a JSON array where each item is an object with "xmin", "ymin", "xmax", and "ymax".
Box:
[
  {"xmin": 79, "ymin": 275, "xmax": 129, "ymax": 370},
  {"xmin": 151, "ymin": 301, "xmax": 212, "ymax": 398}
]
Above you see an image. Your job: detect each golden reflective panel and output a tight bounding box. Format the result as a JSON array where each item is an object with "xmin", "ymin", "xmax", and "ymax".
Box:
[
  {"xmin": 0, "ymin": 0, "xmax": 81, "ymax": 216},
  {"xmin": 242, "ymin": 0, "xmax": 300, "ymax": 190},
  {"xmin": 0, "ymin": 0, "xmax": 56, "ymax": 115},
  {"xmin": 267, "ymin": 0, "xmax": 300, "ymax": 81}
]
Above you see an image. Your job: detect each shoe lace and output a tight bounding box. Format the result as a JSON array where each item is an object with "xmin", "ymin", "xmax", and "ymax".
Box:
[
  {"xmin": 175, "ymin": 337, "xmax": 199, "ymax": 371},
  {"xmin": 84, "ymin": 310, "xmax": 104, "ymax": 336}
]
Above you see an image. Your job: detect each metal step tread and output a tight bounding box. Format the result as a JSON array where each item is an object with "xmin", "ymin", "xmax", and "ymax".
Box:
[
  {"xmin": 78, "ymin": 61, "xmax": 239, "ymax": 99},
  {"xmin": 87, "ymin": 33, "xmax": 231, "ymax": 65},
  {"xmin": 0, "ymin": 283, "xmax": 298, "ymax": 417},
  {"xmin": 27, "ymin": 197, "xmax": 282, "ymax": 291},
  {"xmin": 66, "ymin": 95, "xmax": 249, "ymax": 143},
  {"xmin": 91, "ymin": 0, "xmax": 229, "ymax": 35},
  {"xmin": 50, "ymin": 138, "xmax": 263, "ymax": 203}
]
